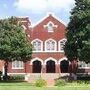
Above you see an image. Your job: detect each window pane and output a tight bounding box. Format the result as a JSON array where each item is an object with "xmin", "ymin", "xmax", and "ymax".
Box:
[
  {"xmin": 46, "ymin": 40, "xmax": 55, "ymax": 51},
  {"xmin": 47, "ymin": 23, "xmax": 53, "ymax": 32},
  {"xmin": 33, "ymin": 40, "xmax": 42, "ymax": 51},
  {"xmin": 12, "ymin": 61, "xmax": 24, "ymax": 69},
  {"xmin": 60, "ymin": 40, "xmax": 66, "ymax": 51}
]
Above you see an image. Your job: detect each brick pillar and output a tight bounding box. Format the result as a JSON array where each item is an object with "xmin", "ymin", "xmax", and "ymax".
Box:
[
  {"xmin": 30, "ymin": 65, "xmax": 32, "ymax": 73},
  {"xmin": 59, "ymin": 64, "xmax": 61, "ymax": 73},
  {"xmin": 56, "ymin": 64, "xmax": 60, "ymax": 73},
  {"xmin": 42, "ymin": 65, "xmax": 46, "ymax": 73}
]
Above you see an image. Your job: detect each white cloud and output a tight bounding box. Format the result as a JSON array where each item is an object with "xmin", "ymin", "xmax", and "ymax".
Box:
[{"xmin": 14, "ymin": 0, "xmax": 75, "ymax": 14}]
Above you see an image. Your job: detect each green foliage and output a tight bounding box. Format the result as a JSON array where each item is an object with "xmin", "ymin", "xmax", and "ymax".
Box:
[
  {"xmin": 55, "ymin": 79, "xmax": 66, "ymax": 86},
  {"xmin": 0, "ymin": 71, "xmax": 2, "ymax": 80},
  {"xmin": 77, "ymin": 80, "xmax": 90, "ymax": 84},
  {"xmin": 9, "ymin": 75, "xmax": 25, "ymax": 81},
  {"xmin": 35, "ymin": 79, "xmax": 47, "ymax": 87},
  {"xmin": 65, "ymin": 0, "xmax": 90, "ymax": 62},
  {"xmin": 0, "ymin": 16, "xmax": 32, "ymax": 77},
  {"xmin": 0, "ymin": 16, "xmax": 32, "ymax": 61}
]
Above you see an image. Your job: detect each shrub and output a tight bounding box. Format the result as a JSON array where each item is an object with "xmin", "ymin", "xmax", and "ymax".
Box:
[
  {"xmin": 55, "ymin": 79, "xmax": 66, "ymax": 86},
  {"xmin": 35, "ymin": 79, "xmax": 47, "ymax": 87},
  {"xmin": 0, "ymin": 71, "xmax": 2, "ymax": 80},
  {"xmin": 9, "ymin": 75, "xmax": 25, "ymax": 81}
]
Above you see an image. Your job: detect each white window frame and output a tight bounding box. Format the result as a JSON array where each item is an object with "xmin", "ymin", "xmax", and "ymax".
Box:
[
  {"xmin": 78, "ymin": 61, "xmax": 90, "ymax": 69},
  {"xmin": 31, "ymin": 39, "xmax": 43, "ymax": 52},
  {"xmin": 44, "ymin": 21, "xmax": 57, "ymax": 32},
  {"xmin": 12, "ymin": 61, "xmax": 24, "ymax": 69},
  {"xmin": 58, "ymin": 38, "xmax": 67, "ymax": 52},
  {"xmin": 45, "ymin": 38, "xmax": 57, "ymax": 52}
]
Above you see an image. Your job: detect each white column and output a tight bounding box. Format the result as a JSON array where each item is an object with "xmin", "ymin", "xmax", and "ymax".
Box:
[{"xmin": 2, "ymin": 66, "xmax": 5, "ymax": 75}]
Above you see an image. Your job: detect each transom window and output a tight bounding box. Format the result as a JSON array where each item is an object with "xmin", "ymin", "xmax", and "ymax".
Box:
[
  {"xmin": 59, "ymin": 39, "xmax": 67, "ymax": 52},
  {"xmin": 12, "ymin": 61, "xmax": 24, "ymax": 69},
  {"xmin": 45, "ymin": 39, "xmax": 56, "ymax": 51},
  {"xmin": 32, "ymin": 39, "xmax": 43, "ymax": 52}
]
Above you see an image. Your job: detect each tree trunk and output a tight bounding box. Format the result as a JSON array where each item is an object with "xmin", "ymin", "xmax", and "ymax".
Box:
[
  {"xmin": 3, "ymin": 61, "xmax": 8, "ymax": 81},
  {"xmin": 69, "ymin": 59, "xmax": 78, "ymax": 81}
]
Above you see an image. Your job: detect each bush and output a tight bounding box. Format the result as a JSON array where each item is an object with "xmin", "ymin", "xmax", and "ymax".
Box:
[
  {"xmin": 9, "ymin": 75, "xmax": 25, "ymax": 81},
  {"xmin": 77, "ymin": 80, "xmax": 90, "ymax": 84},
  {"xmin": 0, "ymin": 71, "xmax": 2, "ymax": 80},
  {"xmin": 55, "ymin": 79, "xmax": 66, "ymax": 86},
  {"xmin": 35, "ymin": 79, "xmax": 47, "ymax": 87}
]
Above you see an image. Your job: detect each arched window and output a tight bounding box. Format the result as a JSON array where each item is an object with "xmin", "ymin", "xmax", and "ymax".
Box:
[
  {"xmin": 45, "ymin": 39, "xmax": 56, "ymax": 52},
  {"xmin": 12, "ymin": 61, "xmax": 24, "ymax": 69},
  {"xmin": 58, "ymin": 39, "xmax": 67, "ymax": 52},
  {"xmin": 32, "ymin": 39, "xmax": 43, "ymax": 52},
  {"xmin": 44, "ymin": 21, "xmax": 57, "ymax": 32}
]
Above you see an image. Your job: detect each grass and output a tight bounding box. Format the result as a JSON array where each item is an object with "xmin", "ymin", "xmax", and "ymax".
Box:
[{"xmin": 0, "ymin": 81, "xmax": 90, "ymax": 90}]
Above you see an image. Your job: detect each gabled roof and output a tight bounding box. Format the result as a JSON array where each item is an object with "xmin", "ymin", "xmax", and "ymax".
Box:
[{"xmin": 32, "ymin": 13, "xmax": 67, "ymax": 27}]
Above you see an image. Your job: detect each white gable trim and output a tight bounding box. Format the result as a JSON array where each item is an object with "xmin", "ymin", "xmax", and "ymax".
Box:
[
  {"xmin": 44, "ymin": 57, "xmax": 57, "ymax": 65},
  {"xmin": 32, "ymin": 13, "xmax": 67, "ymax": 27},
  {"xmin": 51, "ymin": 14, "xmax": 67, "ymax": 26},
  {"xmin": 30, "ymin": 57, "xmax": 43, "ymax": 65}
]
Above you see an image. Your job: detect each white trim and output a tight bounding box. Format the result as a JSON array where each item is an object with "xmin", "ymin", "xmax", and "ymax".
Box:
[
  {"xmin": 12, "ymin": 67, "xmax": 24, "ymax": 69},
  {"xmin": 58, "ymin": 57, "xmax": 68, "ymax": 64},
  {"xmin": 27, "ymin": 34, "xmax": 30, "ymax": 37},
  {"xmin": 51, "ymin": 13, "xmax": 67, "ymax": 26},
  {"xmin": 45, "ymin": 38, "xmax": 57, "ymax": 52},
  {"xmin": 31, "ymin": 39, "xmax": 43, "ymax": 52},
  {"xmin": 8, "ymin": 73, "xmax": 26, "ymax": 75},
  {"xmin": 22, "ymin": 25, "xmax": 27, "ymax": 30},
  {"xmin": 32, "ymin": 13, "xmax": 67, "ymax": 27},
  {"xmin": 12, "ymin": 61, "xmax": 24, "ymax": 69},
  {"xmin": 44, "ymin": 21, "xmax": 58, "ymax": 32},
  {"xmin": 30, "ymin": 57, "xmax": 43, "ymax": 65},
  {"xmin": 78, "ymin": 67, "xmax": 90, "ymax": 69},
  {"xmin": 58, "ymin": 38, "xmax": 67, "ymax": 52},
  {"xmin": 44, "ymin": 21, "xmax": 58, "ymax": 28},
  {"xmin": 44, "ymin": 57, "xmax": 57, "ymax": 65},
  {"xmin": 2, "ymin": 66, "xmax": 5, "ymax": 75}
]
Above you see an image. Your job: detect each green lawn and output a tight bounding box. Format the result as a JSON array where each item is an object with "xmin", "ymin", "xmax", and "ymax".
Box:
[{"xmin": 0, "ymin": 81, "xmax": 90, "ymax": 90}]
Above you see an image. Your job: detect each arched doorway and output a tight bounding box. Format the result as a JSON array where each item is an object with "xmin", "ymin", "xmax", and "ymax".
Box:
[
  {"xmin": 60, "ymin": 60, "xmax": 69, "ymax": 73},
  {"xmin": 32, "ymin": 60, "xmax": 41, "ymax": 73},
  {"xmin": 46, "ymin": 60, "xmax": 55, "ymax": 73}
]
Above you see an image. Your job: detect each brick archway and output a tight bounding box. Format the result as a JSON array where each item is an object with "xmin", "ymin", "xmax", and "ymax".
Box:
[
  {"xmin": 32, "ymin": 60, "xmax": 41, "ymax": 73},
  {"xmin": 46, "ymin": 60, "xmax": 55, "ymax": 73},
  {"xmin": 60, "ymin": 60, "xmax": 69, "ymax": 73}
]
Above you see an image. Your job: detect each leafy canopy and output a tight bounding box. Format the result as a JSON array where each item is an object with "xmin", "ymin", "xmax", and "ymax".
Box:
[
  {"xmin": 0, "ymin": 17, "xmax": 32, "ymax": 62},
  {"xmin": 65, "ymin": 0, "xmax": 90, "ymax": 62}
]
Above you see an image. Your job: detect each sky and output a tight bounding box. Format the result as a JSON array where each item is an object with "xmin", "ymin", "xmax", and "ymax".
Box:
[{"xmin": 0, "ymin": 0, "xmax": 75, "ymax": 25}]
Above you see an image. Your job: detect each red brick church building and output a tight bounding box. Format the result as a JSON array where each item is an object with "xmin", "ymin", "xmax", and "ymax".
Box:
[{"xmin": 0, "ymin": 14, "xmax": 90, "ymax": 77}]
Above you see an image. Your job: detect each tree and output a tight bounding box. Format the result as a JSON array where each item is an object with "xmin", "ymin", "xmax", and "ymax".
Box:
[
  {"xmin": 64, "ymin": 0, "xmax": 90, "ymax": 79},
  {"xmin": 0, "ymin": 17, "xmax": 32, "ymax": 79}
]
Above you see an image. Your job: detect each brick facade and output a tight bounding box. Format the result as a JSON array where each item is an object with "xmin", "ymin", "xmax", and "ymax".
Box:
[{"xmin": 6, "ymin": 14, "xmax": 90, "ymax": 74}]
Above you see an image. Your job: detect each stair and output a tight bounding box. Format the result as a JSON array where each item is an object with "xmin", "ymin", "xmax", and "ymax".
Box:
[{"xmin": 25, "ymin": 73, "xmax": 60, "ymax": 85}]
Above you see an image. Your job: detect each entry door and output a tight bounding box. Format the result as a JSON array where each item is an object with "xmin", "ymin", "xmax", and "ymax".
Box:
[
  {"xmin": 46, "ymin": 60, "xmax": 55, "ymax": 73},
  {"xmin": 33, "ymin": 61, "xmax": 41, "ymax": 73},
  {"xmin": 60, "ymin": 60, "xmax": 69, "ymax": 73}
]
